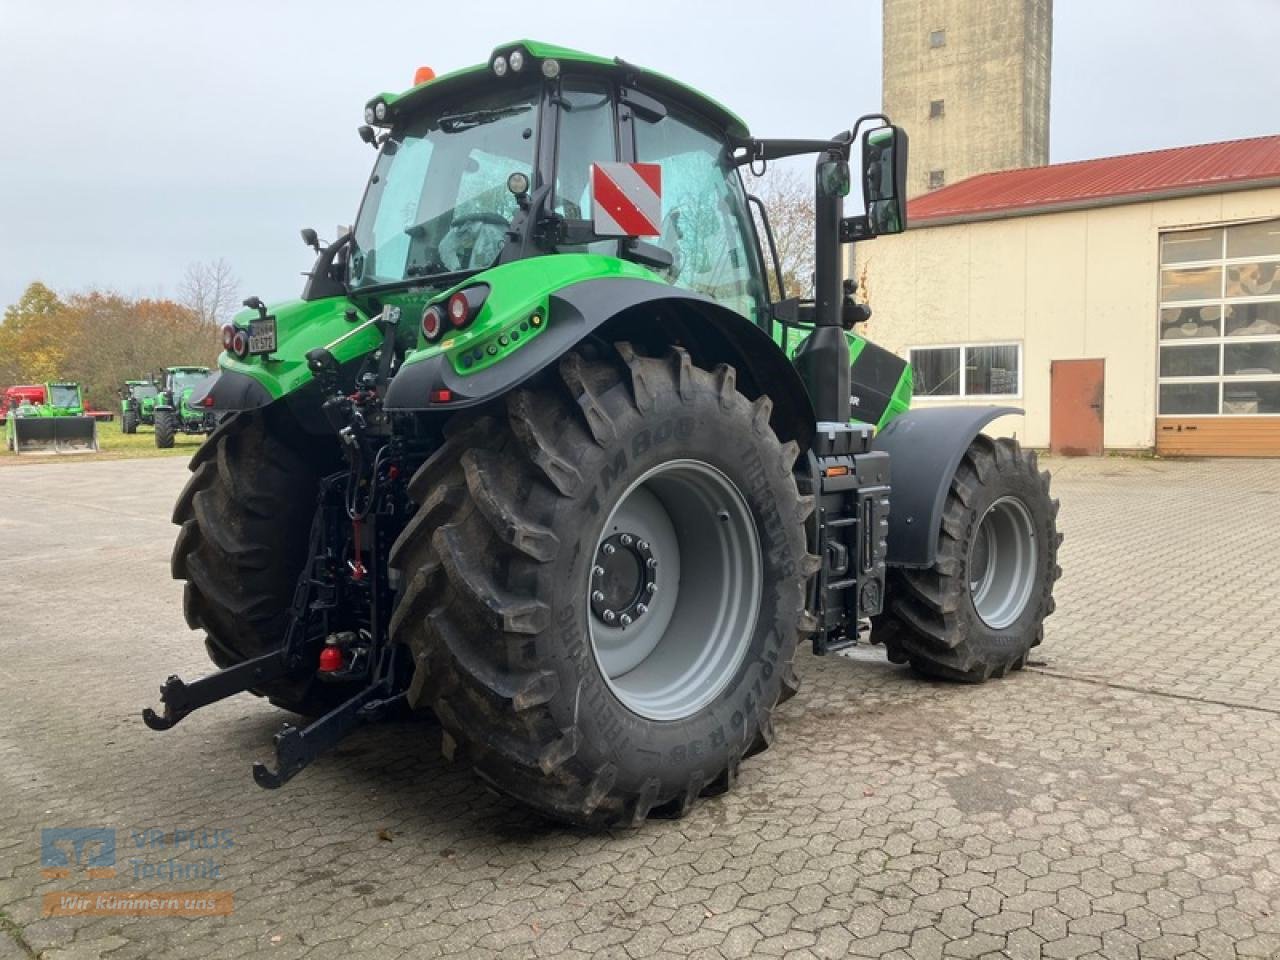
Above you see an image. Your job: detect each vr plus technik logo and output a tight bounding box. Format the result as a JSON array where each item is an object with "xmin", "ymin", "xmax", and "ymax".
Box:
[{"xmin": 41, "ymin": 828, "xmax": 116, "ymax": 880}]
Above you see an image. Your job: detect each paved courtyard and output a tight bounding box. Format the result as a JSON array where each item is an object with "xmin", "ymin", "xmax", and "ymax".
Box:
[{"xmin": 1, "ymin": 454, "xmax": 1279, "ymax": 960}]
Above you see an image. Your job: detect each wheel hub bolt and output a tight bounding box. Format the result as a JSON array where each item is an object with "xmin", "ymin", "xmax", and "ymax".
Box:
[
  {"xmin": 592, "ymin": 565, "xmax": 604, "ymax": 578},
  {"xmin": 636, "ymin": 603, "xmax": 648, "ymax": 615},
  {"xmin": 620, "ymin": 614, "xmax": 632, "ymax": 627},
  {"xmin": 592, "ymin": 590, "xmax": 605, "ymax": 603},
  {"xmin": 646, "ymin": 582, "xmax": 657, "ymax": 595},
  {"xmin": 637, "ymin": 540, "xmax": 649, "ymax": 551},
  {"xmin": 647, "ymin": 557, "xmax": 658, "ymax": 569},
  {"xmin": 603, "ymin": 544, "xmax": 616, "ymax": 556},
  {"xmin": 603, "ymin": 610, "xmax": 616, "ymax": 623},
  {"xmin": 620, "ymin": 534, "xmax": 633, "ymax": 546}
]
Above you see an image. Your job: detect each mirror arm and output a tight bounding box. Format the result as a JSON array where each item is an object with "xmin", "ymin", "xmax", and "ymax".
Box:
[{"xmin": 735, "ymin": 137, "xmax": 851, "ymax": 166}]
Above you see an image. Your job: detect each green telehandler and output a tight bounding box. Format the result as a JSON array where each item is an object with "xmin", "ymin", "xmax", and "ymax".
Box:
[
  {"xmin": 5, "ymin": 381, "xmax": 99, "ymax": 454},
  {"xmin": 153, "ymin": 366, "xmax": 217, "ymax": 448},
  {"xmin": 144, "ymin": 41, "xmax": 1062, "ymax": 827}
]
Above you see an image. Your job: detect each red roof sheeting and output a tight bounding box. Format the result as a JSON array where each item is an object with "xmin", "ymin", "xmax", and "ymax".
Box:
[{"xmin": 908, "ymin": 135, "xmax": 1280, "ymax": 225}]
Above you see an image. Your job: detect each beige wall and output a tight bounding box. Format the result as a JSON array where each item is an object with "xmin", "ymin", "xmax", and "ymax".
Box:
[
  {"xmin": 882, "ymin": 0, "xmax": 1051, "ymax": 196},
  {"xmin": 850, "ymin": 186, "xmax": 1280, "ymax": 449}
]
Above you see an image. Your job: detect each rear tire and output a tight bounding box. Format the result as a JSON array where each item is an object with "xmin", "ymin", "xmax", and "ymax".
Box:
[
  {"xmin": 170, "ymin": 411, "xmax": 335, "ymax": 714},
  {"xmin": 122, "ymin": 410, "xmax": 138, "ymax": 434},
  {"xmin": 872, "ymin": 435, "xmax": 1062, "ymax": 682},
  {"xmin": 155, "ymin": 411, "xmax": 175, "ymax": 448},
  {"xmin": 389, "ymin": 344, "xmax": 813, "ymax": 827}
]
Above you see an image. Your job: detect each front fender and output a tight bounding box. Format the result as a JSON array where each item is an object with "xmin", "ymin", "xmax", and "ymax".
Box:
[{"xmin": 872, "ymin": 406, "xmax": 1022, "ymax": 568}]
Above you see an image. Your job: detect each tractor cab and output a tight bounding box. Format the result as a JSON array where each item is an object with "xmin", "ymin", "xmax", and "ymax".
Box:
[{"xmin": 343, "ymin": 42, "xmax": 766, "ymax": 321}]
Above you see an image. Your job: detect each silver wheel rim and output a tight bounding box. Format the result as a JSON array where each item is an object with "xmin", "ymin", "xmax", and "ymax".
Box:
[
  {"xmin": 968, "ymin": 495, "xmax": 1038, "ymax": 630},
  {"xmin": 587, "ymin": 459, "xmax": 762, "ymax": 721}
]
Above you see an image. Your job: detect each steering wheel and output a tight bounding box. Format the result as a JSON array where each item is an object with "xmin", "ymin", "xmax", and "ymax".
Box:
[{"xmin": 439, "ymin": 212, "xmax": 511, "ymax": 271}]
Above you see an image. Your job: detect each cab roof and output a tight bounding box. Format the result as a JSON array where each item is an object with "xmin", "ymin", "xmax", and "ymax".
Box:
[{"xmin": 365, "ymin": 39, "xmax": 750, "ymax": 141}]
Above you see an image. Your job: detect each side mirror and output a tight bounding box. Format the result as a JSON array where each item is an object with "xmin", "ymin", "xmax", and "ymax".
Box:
[
  {"xmin": 861, "ymin": 125, "xmax": 909, "ymax": 236},
  {"xmin": 300, "ymin": 228, "xmax": 322, "ymax": 253}
]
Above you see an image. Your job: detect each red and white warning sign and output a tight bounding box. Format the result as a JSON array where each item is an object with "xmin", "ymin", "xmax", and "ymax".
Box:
[{"xmin": 590, "ymin": 162, "xmax": 663, "ymax": 237}]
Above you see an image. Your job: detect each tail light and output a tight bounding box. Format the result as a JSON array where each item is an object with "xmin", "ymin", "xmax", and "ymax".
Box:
[
  {"xmin": 421, "ymin": 304, "xmax": 446, "ymax": 342},
  {"xmin": 220, "ymin": 324, "xmax": 236, "ymax": 351},
  {"xmin": 230, "ymin": 329, "xmax": 249, "ymax": 359},
  {"xmin": 445, "ymin": 285, "xmax": 490, "ymax": 330}
]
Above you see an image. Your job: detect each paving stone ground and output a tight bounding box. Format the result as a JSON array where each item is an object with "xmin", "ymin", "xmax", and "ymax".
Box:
[{"xmin": 1, "ymin": 454, "xmax": 1278, "ymax": 960}]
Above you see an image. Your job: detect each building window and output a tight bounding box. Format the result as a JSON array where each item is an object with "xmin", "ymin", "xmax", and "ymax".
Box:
[
  {"xmin": 929, "ymin": 29, "xmax": 946, "ymax": 48},
  {"xmin": 929, "ymin": 99, "xmax": 945, "ymax": 119},
  {"xmin": 909, "ymin": 344, "xmax": 1021, "ymax": 397},
  {"xmin": 928, "ymin": 169, "xmax": 946, "ymax": 189},
  {"xmin": 1158, "ymin": 219, "xmax": 1280, "ymax": 416}
]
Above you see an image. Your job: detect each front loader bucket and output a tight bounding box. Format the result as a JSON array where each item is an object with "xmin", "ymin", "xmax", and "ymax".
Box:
[{"xmin": 11, "ymin": 416, "xmax": 99, "ymax": 454}]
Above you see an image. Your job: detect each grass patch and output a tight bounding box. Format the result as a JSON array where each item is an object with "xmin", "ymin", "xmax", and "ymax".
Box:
[{"xmin": 0, "ymin": 416, "xmax": 204, "ymax": 467}]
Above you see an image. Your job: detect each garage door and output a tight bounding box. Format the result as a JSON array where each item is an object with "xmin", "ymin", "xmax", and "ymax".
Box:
[{"xmin": 1156, "ymin": 219, "xmax": 1280, "ymax": 456}]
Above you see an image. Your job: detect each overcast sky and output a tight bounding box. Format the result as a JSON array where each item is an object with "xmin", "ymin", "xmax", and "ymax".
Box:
[{"xmin": 1, "ymin": 0, "xmax": 1278, "ymax": 311}]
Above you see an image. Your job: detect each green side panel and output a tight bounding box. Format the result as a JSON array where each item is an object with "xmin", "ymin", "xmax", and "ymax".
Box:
[
  {"xmin": 775, "ymin": 327, "xmax": 913, "ymax": 431},
  {"xmin": 399, "ymin": 253, "xmax": 666, "ymax": 376},
  {"xmin": 219, "ymin": 298, "xmax": 381, "ymax": 400}
]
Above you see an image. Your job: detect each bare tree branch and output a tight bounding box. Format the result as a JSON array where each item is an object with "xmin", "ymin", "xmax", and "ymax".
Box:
[
  {"xmin": 179, "ymin": 258, "xmax": 240, "ymax": 326},
  {"xmin": 744, "ymin": 166, "xmax": 814, "ymax": 301}
]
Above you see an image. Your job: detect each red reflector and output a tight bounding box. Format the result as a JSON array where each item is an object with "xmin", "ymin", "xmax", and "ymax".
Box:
[
  {"xmin": 318, "ymin": 646, "xmax": 344, "ymax": 672},
  {"xmin": 430, "ymin": 388, "xmax": 454, "ymax": 403},
  {"xmin": 201, "ymin": 394, "xmax": 215, "ymax": 408}
]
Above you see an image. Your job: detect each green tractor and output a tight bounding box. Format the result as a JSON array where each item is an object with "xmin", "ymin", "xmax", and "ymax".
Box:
[
  {"xmin": 5, "ymin": 381, "xmax": 99, "ymax": 454},
  {"xmin": 120, "ymin": 379, "xmax": 160, "ymax": 434},
  {"xmin": 153, "ymin": 366, "xmax": 217, "ymax": 448},
  {"xmin": 144, "ymin": 42, "xmax": 1062, "ymax": 826}
]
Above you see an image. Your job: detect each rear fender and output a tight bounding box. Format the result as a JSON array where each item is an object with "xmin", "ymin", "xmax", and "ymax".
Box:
[
  {"xmin": 872, "ymin": 406, "xmax": 1021, "ymax": 568},
  {"xmin": 384, "ymin": 271, "xmax": 815, "ymax": 446}
]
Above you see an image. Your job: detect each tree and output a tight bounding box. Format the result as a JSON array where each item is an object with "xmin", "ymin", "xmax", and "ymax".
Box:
[
  {"xmin": 0, "ymin": 282, "xmax": 70, "ymax": 385},
  {"xmin": 0, "ymin": 282, "xmax": 218, "ymax": 410},
  {"xmin": 179, "ymin": 258, "xmax": 240, "ymax": 327},
  {"xmin": 744, "ymin": 166, "xmax": 815, "ymax": 300}
]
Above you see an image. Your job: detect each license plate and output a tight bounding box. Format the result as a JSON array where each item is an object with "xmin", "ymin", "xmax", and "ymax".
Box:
[{"xmin": 248, "ymin": 317, "xmax": 277, "ymax": 355}]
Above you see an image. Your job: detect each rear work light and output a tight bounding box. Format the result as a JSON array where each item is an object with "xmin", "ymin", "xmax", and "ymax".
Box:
[
  {"xmin": 421, "ymin": 304, "xmax": 446, "ymax": 342},
  {"xmin": 445, "ymin": 285, "xmax": 490, "ymax": 330}
]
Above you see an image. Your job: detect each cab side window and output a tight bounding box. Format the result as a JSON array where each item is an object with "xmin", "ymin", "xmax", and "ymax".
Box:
[
  {"xmin": 556, "ymin": 80, "xmax": 617, "ymax": 256},
  {"xmin": 634, "ymin": 107, "xmax": 763, "ymax": 322}
]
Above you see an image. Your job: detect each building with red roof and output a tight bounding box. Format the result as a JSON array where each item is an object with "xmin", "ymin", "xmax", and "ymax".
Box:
[{"xmin": 855, "ymin": 135, "xmax": 1280, "ymax": 456}]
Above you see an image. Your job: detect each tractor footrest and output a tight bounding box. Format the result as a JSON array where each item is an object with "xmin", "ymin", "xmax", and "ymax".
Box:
[{"xmin": 142, "ymin": 649, "xmax": 298, "ymax": 731}]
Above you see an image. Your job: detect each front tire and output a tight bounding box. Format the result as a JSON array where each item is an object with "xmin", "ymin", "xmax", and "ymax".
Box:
[
  {"xmin": 389, "ymin": 344, "xmax": 813, "ymax": 827},
  {"xmin": 155, "ymin": 411, "xmax": 175, "ymax": 448},
  {"xmin": 122, "ymin": 410, "xmax": 138, "ymax": 434},
  {"xmin": 873, "ymin": 435, "xmax": 1061, "ymax": 682}
]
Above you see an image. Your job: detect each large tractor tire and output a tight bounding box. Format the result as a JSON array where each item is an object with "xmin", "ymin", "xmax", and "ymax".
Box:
[
  {"xmin": 389, "ymin": 343, "xmax": 813, "ymax": 827},
  {"xmin": 154, "ymin": 411, "xmax": 176, "ymax": 449},
  {"xmin": 873, "ymin": 435, "xmax": 1062, "ymax": 682},
  {"xmin": 170, "ymin": 411, "xmax": 334, "ymax": 714},
  {"xmin": 122, "ymin": 410, "xmax": 138, "ymax": 434}
]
